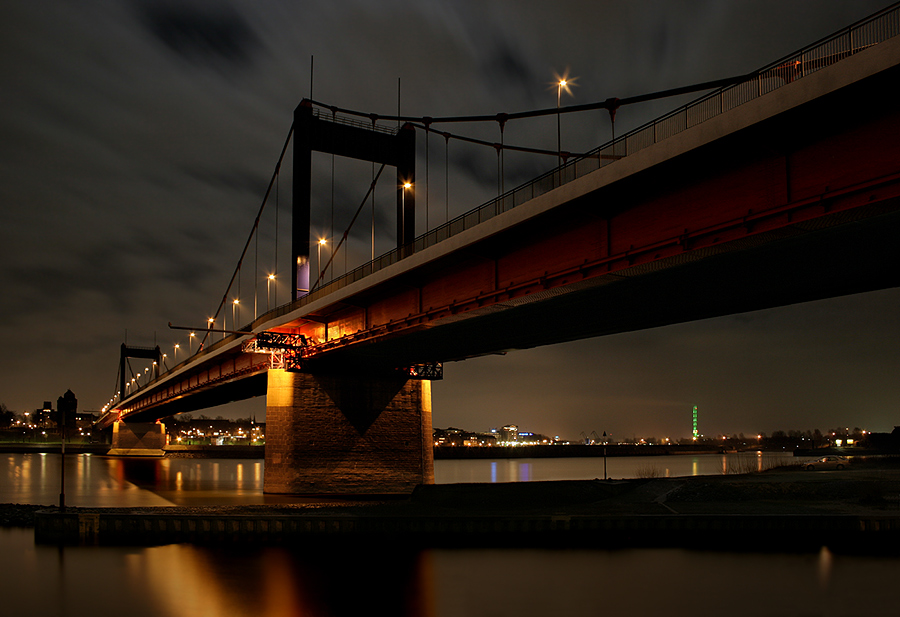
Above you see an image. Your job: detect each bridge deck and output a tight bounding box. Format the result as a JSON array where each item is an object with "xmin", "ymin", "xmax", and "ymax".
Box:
[{"xmin": 102, "ymin": 24, "xmax": 900, "ymax": 426}]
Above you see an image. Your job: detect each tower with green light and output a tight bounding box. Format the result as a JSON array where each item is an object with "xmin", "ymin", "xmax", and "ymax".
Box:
[{"xmin": 692, "ymin": 405, "xmax": 699, "ymax": 440}]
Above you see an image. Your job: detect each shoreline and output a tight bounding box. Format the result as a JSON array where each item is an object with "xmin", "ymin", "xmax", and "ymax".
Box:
[
  {"xmin": 15, "ymin": 466, "xmax": 900, "ymax": 551},
  {"xmin": 0, "ymin": 443, "xmax": 883, "ymax": 459}
]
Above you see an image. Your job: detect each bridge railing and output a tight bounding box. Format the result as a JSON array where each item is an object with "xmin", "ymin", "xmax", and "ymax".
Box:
[
  {"xmin": 286, "ymin": 3, "xmax": 899, "ymax": 308},
  {"xmin": 312, "ymin": 107, "xmax": 399, "ymax": 135},
  {"xmin": 212, "ymin": 2, "xmax": 900, "ymax": 350}
]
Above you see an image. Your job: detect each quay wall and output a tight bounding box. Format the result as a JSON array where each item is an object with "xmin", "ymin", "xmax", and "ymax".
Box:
[{"xmin": 34, "ymin": 507, "xmax": 900, "ymax": 550}]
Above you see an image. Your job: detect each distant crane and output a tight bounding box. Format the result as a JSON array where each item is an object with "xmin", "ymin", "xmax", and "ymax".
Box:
[{"xmin": 580, "ymin": 431, "xmax": 603, "ymax": 445}]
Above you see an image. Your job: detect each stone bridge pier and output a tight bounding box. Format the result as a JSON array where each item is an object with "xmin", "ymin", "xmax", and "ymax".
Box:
[
  {"xmin": 263, "ymin": 369, "xmax": 434, "ymax": 495},
  {"xmin": 108, "ymin": 421, "xmax": 167, "ymax": 457}
]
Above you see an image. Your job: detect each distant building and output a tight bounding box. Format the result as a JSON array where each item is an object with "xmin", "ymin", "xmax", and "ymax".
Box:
[
  {"xmin": 866, "ymin": 427, "xmax": 900, "ymax": 451},
  {"xmin": 433, "ymin": 427, "xmax": 497, "ymax": 447},
  {"xmin": 57, "ymin": 390, "xmax": 77, "ymax": 428},
  {"xmin": 499, "ymin": 424, "xmax": 518, "ymax": 443},
  {"xmin": 167, "ymin": 417, "xmax": 265, "ymax": 445},
  {"xmin": 434, "ymin": 424, "xmax": 555, "ymax": 447}
]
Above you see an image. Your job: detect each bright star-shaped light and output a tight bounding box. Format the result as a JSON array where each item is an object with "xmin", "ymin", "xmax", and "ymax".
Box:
[{"xmin": 550, "ymin": 70, "xmax": 578, "ymax": 98}]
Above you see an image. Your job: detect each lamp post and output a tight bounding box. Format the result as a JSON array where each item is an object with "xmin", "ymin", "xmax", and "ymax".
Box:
[
  {"xmin": 317, "ymin": 238, "xmax": 327, "ymax": 286},
  {"xmin": 402, "ymin": 182, "xmax": 412, "ymax": 248},
  {"xmin": 189, "ymin": 331, "xmax": 195, "ymax": 354},
  {"xmin": 557, "ymin": 78, "xmax": 566, "ymax": 170},
  {"xmin": 555, "ymin": 74, "xmax": 575, "ymax": 178},
  {"xmin": 59, "ymin": 405, "xmax": 66, "ymax": 511},
  {"xmin": 267, "ymin": 274, "xmax": 275, "ymax": 312},
  {"xmin": 173, "ymin": 343, "xmax": 179, "ymax": 363},
  {"xmin": 602, "ymin": 431, "xmax": 608, "ymax": 480},
  {"xmin": 232, "ymin": 299, "xmax": 240, "ymax": 332}
]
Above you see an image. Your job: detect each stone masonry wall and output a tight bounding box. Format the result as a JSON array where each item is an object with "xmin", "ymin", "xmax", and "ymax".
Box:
[
  {"xmin": 108, "ymin": 421, "xmax": 167, "ymax": 455},
  {"xmin": 264, "ymin": 369, "xmax": 434, "ymax": 495}
]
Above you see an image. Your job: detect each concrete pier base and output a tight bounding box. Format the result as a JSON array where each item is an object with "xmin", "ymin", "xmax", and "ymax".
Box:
[
  {"xmin": 107, "ymin": 421, "xmax": 166, "ymax": 457},
  {"xmin": 264, "ymin": 369, "xmax": 434, "ymax": 495}
]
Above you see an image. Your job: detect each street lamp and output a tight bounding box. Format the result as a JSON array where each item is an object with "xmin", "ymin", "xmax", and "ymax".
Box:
[
  {"xmin": 189, "ymin": 331, "xmax": 195, "ymax": 354},
  {"xmin": 401, "ymin": 182, "xmax": 412, "ymax": 244},
  {"xmin": 162, "ymin": 353, "xmax": 167, "ymax": 370},
  {"xmin": 174, "ymin": 343, "xmax": 179, "ymax": 363},
  {"xmin": 557, "ymin": 78, "xmax": 566, "ymax": 168},
  {"xmin": 317, "ymin": 238, "xmax": 327, "ymax": 285},
  {"xmin": 232, "ymin": 299, "xmax": 240, "ymax": 332},
  {"xmin": 267, "ymin": 274, "xmax": 275, "ymax": 312},
  {"xmin": 555, "ymin": 72, "xmax": 575, "ymax": 173}
]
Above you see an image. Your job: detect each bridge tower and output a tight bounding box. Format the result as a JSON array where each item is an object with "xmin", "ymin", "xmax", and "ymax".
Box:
[
  {"xmin": 110, "ymin": 344, "xmax": 166, "ymax": 456},
  {"xmin": 264, "ymin": 100, "xmax": 428, "ymax": 495},
  {"xmin": 292, "ymin": 99, "xmax": 416, "ymax": 300}
]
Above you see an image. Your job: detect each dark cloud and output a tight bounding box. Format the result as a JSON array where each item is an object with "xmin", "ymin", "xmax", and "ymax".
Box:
[
  {"xmin": 184, "ymin": 166, "xmax": 270, "ymax": 197},
  {"xmin": 140, "ymin": 3, "xmax": 260, "ymax": 67}
]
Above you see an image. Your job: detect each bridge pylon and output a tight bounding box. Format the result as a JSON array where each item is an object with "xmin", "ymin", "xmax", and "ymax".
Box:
[
  {"xmin": 119, "ymin": 343, "xmax": 162, "ymax": 403},
  {"xmin": 264, "ymin": 369, "xmax": 433, "ymax": 495},
  {"xmin": 292, "ymin": 100, "xmax": 416, "ymax": 300}
]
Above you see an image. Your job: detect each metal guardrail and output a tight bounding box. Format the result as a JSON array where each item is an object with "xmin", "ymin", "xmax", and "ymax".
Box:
[
  {"xmin": 312, "ymin": 107, "xmax": 398, "ymax": 135},
  {"xmin": 295, "ymin": 3, "xmax": 900, "ymax": 310},
  {"xmin": 142, "ymin": 2, "xmax": 900, "ymax": 384}
]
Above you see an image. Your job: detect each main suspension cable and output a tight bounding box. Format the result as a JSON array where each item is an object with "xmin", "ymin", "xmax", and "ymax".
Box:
[
  {"xmin": 306, "ymin": 72, "xmax": 755, "ymax": 126},
  {"xmin": 206, "ymin": 123, "xmax": 294, "ymax": 346}
]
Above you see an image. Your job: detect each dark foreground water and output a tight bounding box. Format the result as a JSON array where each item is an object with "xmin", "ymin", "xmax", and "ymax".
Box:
[
  {"xmin": 2, "ymin": 452, "xmax": 897, "ymax": 617},
  {"xmin": 3, "ymin": 526, "xmax": 898, "ymax": 617}
]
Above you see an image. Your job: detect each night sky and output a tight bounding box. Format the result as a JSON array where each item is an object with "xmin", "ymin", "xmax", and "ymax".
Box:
[{"xmin": 2, "ymin": 0, "xmax": 897, "ymax": 441}]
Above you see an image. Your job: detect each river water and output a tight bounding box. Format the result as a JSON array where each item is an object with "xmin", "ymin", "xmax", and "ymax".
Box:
[{"xmin": 2, "ymin": 452, "xmax": 897, "ymax": 617}]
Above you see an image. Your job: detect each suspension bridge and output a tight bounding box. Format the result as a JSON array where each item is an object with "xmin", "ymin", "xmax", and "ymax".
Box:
[{"xmin": 97, "ymin": 6, "xmax": 900, "ymax": 494}]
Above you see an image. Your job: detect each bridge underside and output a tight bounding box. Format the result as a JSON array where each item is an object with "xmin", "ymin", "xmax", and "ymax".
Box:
[
  {"xmin": 313, "ymin": 203, "xmax": 900, "ymax": 370},
  {"xmin": 304, "ymin": 62, "xmax": 900, "ymax": 372}
]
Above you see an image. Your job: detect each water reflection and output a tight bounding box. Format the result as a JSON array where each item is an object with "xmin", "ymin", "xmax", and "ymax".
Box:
[
  {"xmin": 2, "ymin": 454, "xmax": 308, "ymax": 507},
  {"xmin": 4, "ymin": 526, "xmax": 898, "ymax": 617},
  {"xmin": 3, "ymin": 452, "xmax": 801, "ymax": 506},
  {"xmin": 434, "ymin": 452, "xmax": 796, "ymax": 484},
  {"xmin": 818, "ymin": 545, "xmax": 833, "ymax": 589}
]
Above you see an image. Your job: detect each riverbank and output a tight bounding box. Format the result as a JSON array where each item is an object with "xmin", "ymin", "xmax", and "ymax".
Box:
[
  {"xmin": 433, "ymin": 444, "xmax": 725, "ymax": 458},
  {"xmin": 2, "ymin": 442, "xmax": 888, "ymax": 459},
  {"xmin": 24, "ymin": 466, "xmax": 900, "ymax": 551}
]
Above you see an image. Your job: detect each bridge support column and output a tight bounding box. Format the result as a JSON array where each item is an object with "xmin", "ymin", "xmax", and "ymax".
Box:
[
  {"xmin": 264, "ymin": 369, "xmax": 434, "ymax": 495},
  {"xmin": 108, "ymin": 421, "xmax": 166, "ymax": 457}
]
